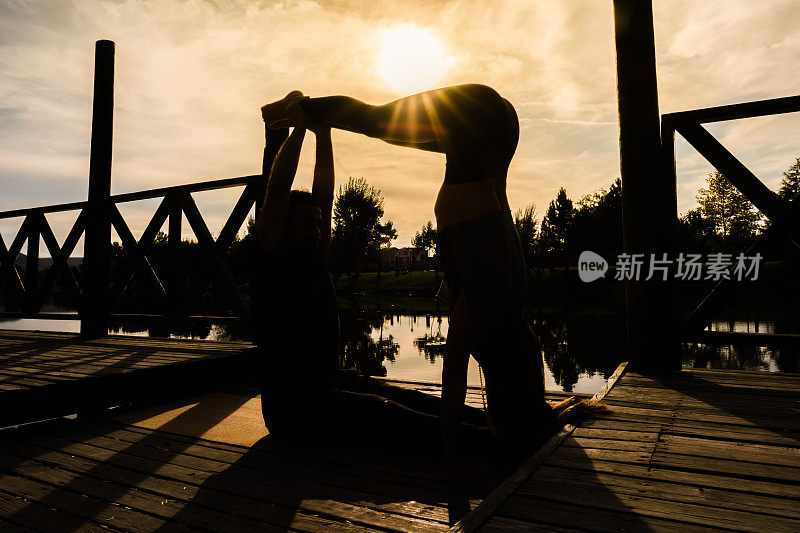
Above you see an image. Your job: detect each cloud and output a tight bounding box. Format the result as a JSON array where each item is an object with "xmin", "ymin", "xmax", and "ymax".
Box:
[{"xmin": 1, "ymin": 0, "xmax": 799, "ymax": 246}]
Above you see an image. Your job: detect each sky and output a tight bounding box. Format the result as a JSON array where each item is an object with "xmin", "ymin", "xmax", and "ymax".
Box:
[{"xmin": 1, "ymin": 0, "xmax": 799, "ymax": 250}]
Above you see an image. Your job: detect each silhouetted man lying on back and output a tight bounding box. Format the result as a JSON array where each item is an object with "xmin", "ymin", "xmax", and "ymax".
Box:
[
  {"xmin": 252, "ymin": 94, "xmax": 492, "ymax": 461},
  {"xmin": 252, "ymin": 92, "xmax": 339, "ymax": 438}
]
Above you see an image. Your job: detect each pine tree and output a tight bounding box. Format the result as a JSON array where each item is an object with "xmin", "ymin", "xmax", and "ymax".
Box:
[
  {"xmin": 412, "ymin": 220, "xmax": 437, "ymax": 256},
  {"xmin": 778, "ymin": 157, "xmax": 800, "ymax": 201},
  {"xmin": 538, "ymin": 188, "xmax": 573, "ymax": 254},
  {"xmin": 696, "ymin": 170, "xmax": 760, "ymax": 244},
  {"xmin": 514, "ymin": 204, "xmax": 537, "ymax": 266},
  {"xmin": 567, "ymin": 178, "xmax": 622, "ymax": 258},
  {"xmin": 678, "ymin": 207, "xmax": 715, "ymax": 252}
]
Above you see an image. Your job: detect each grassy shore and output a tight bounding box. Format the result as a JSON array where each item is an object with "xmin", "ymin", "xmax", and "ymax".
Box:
[
  {"xmin": 332, "ymin": 261, "xmax": 800, "ymax": 321},
  {"xmin": 332, "ymin": 270, "xmax": 443, "ymax": 295}
]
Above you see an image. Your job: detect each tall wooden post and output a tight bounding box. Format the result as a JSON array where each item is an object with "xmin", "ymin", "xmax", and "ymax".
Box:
[
  {"xmin": 81, "ymin": 40, "xmax": 115, "ymax": 338},
  {"xmin": 614, "ymin": 1, "xmax": 680, "ymax": 372},
  {"xmin": 24, "ymin": 213, "xmax": 40, "ymax": 314},
  {"xmin": 167, "ymin": 192, "xmax": 182, "ymax": 314}
]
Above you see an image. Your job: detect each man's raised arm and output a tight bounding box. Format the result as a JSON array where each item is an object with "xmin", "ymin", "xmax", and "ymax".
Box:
[
  {"xmin": 312, "ymin": 125, "xmax": 334, "ymax": 257},
  {"xmin": 256, "ymin": 122, "xmax": 307, "ymax": 251}
]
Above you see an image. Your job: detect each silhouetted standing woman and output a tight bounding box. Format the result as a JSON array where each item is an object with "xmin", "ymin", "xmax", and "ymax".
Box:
[{"xmin": 262, "ymin": 84, "xmax": 551, "ymax": 464}]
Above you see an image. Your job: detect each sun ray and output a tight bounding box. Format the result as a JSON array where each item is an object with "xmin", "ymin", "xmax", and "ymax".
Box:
[
  {"xmin": 408, "ymin": 97, "xmax": 419, "ymax": 144},
  {"xmin": 421, "ymin": 92, "xmax": 446, "ymax": 141},
  {"xmin": 388, "ymin": 98, "xmax": 405, "ymax": 139},
  {"xmin": 436, "ymin": 89, "xmax": 479, "ymax": 136}
]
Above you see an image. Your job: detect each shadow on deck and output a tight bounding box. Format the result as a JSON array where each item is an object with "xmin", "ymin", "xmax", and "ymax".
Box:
[
  {"xmin": 9, "ymin": 330, "xmax": 796, "ymax": 531},
  {"xmin": 469, "ymin": 368, "xmax": 800, "ymax": 532},
  {"xmin": 0, "ymin": 383, "xmax": 498, "ymax": 531},
  {"xmin": 0, "ymin": 329, "xmax": 256, "ymax": 427},
  {"xmin": 0, "ymin": 329, "xmax": 581, "ymax": 531}
]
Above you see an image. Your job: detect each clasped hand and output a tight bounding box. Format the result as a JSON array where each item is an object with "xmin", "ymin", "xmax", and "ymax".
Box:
[{"xmin": 261, "ymin": 91, "xmax": 329, "ymax": 134}]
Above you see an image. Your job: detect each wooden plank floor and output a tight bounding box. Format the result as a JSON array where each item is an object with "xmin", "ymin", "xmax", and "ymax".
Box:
[
  {"xmin": 0, "ymin": 383, "xmax": 585, "ymax": 532},
  {"xmin": 0, "ymin": 329, "xmax": 256, "ymax": 427},
  {"xmin": 0, "ymin": 393, "xmax": 484, "ymax": 531},
  {"xmin": 473, "ymin": 368, "xmax": 800, "ymax": 532},
  {"xmin": 376, "ymin": 377, "xmax": 590, "ymax": 411},
  {"xmin": 0, "ymin": 329, "xmax": 586, "ymax": 429},
  {"xmin": 0, "ymin": 329, "xmax": 595, "ymax": 531}
]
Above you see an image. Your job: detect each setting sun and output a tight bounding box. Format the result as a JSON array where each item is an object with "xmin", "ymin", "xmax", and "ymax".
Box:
[{"xmin": 378, "ymin": 24, "xmax": 454, "ymax": 94}]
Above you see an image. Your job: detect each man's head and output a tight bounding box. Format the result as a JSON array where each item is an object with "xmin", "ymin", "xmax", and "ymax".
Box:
[{"xmin": 284, "ymin": 189, "xmax": 322, "ymax": 250}]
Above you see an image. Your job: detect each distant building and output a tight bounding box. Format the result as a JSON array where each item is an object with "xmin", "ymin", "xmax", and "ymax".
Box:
[{"xmin": 380, "ymin": 247, "xmax": 427, "ymax": 270}]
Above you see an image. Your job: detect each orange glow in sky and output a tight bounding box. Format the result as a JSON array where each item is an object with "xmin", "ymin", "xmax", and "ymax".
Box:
[{"xmin": 378, "ymin": 24, "xmax": 455, "ymax": 94}]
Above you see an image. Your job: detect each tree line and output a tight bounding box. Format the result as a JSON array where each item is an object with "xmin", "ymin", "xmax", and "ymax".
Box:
[
  {"xmin": 3, "ymin": 158, "xmax": 798, "ymax": 314},
  {"xmin": 416, "ymin": 157, "xmax": 800, "ymax": 271}
]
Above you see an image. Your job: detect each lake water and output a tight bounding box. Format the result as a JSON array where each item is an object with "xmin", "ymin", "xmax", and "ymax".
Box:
[
  {"xmin": 2, "ymin": 312, "xmax": 796, "ymax": 395},
  {"xmin": 346, "ymin": 313, "xmax": 609, "ymax": 394}
]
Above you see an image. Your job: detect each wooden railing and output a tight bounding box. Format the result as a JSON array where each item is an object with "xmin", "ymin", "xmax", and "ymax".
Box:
[
  {"xmin": 0, "ymin": 175, "xmax": 267, "ymax": 326},
  {"xmin": 0, "ymin": 40, "xmax": 286, "ymax": 336},
  {"xmin": 662, "ymin": 94, "xmax": 800, "ymax": 343}
]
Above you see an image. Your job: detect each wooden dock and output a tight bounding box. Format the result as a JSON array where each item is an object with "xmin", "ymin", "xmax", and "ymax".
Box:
[
  {"xmin": 0, "ymin": 329, "xmax": 256, "ymax": 427},
  {"xmin": 1, "ymin": 330, "xmax": 799, "ymax": 531},
  {"xmin": 456, "ymin": 367, "xmax": 800, "ymax": 532},
  {"xmin": 0, "ymin": 329, "xmax": 581, "ymax": 531},
  {"xmin": 0, "ymin": 387, "xmax": 495, "ymax": 532}
]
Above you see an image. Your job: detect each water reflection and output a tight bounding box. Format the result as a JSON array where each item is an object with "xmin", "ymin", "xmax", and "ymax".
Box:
[
  {"xmin": 412, "ymin": 314, "xmax": 447, "ymax": 363},
  {"xmin": 531, "ymin": 314, "xmax": 624, "ymax": 393},
  {"xmin": 4, "ymin": 309, "xmax": 798, "ymax": 393},
  {"xmin": 351, "ymin": 310, "xmax": 614, "ymax": 394},
  {"xmin": 684, "ymin": 317, "xmax": 799, "ymax": 373},
  {"xmin": 683, "ymin": 343, "xmax": 780, "ymax": 372},
  {"xmin": 339, "ymin": 308, "xmax": 399, "ymax": 377}
]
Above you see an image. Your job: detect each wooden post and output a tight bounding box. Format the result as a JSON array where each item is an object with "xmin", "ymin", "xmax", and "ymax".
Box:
[
  {"xmin": 167, "ymin": 192, "xmax": 182, "ymax": 314},
  {"xmin": 614, "ymin": 1, "xmax": 680, "ymax": 372},
  {"xmin": 81, "ymin": 40, "xmax": 115, "ymax": 338},
  {"xmin": 24, "ymin": 213, "xmax": 40, "ymax": 314}
]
